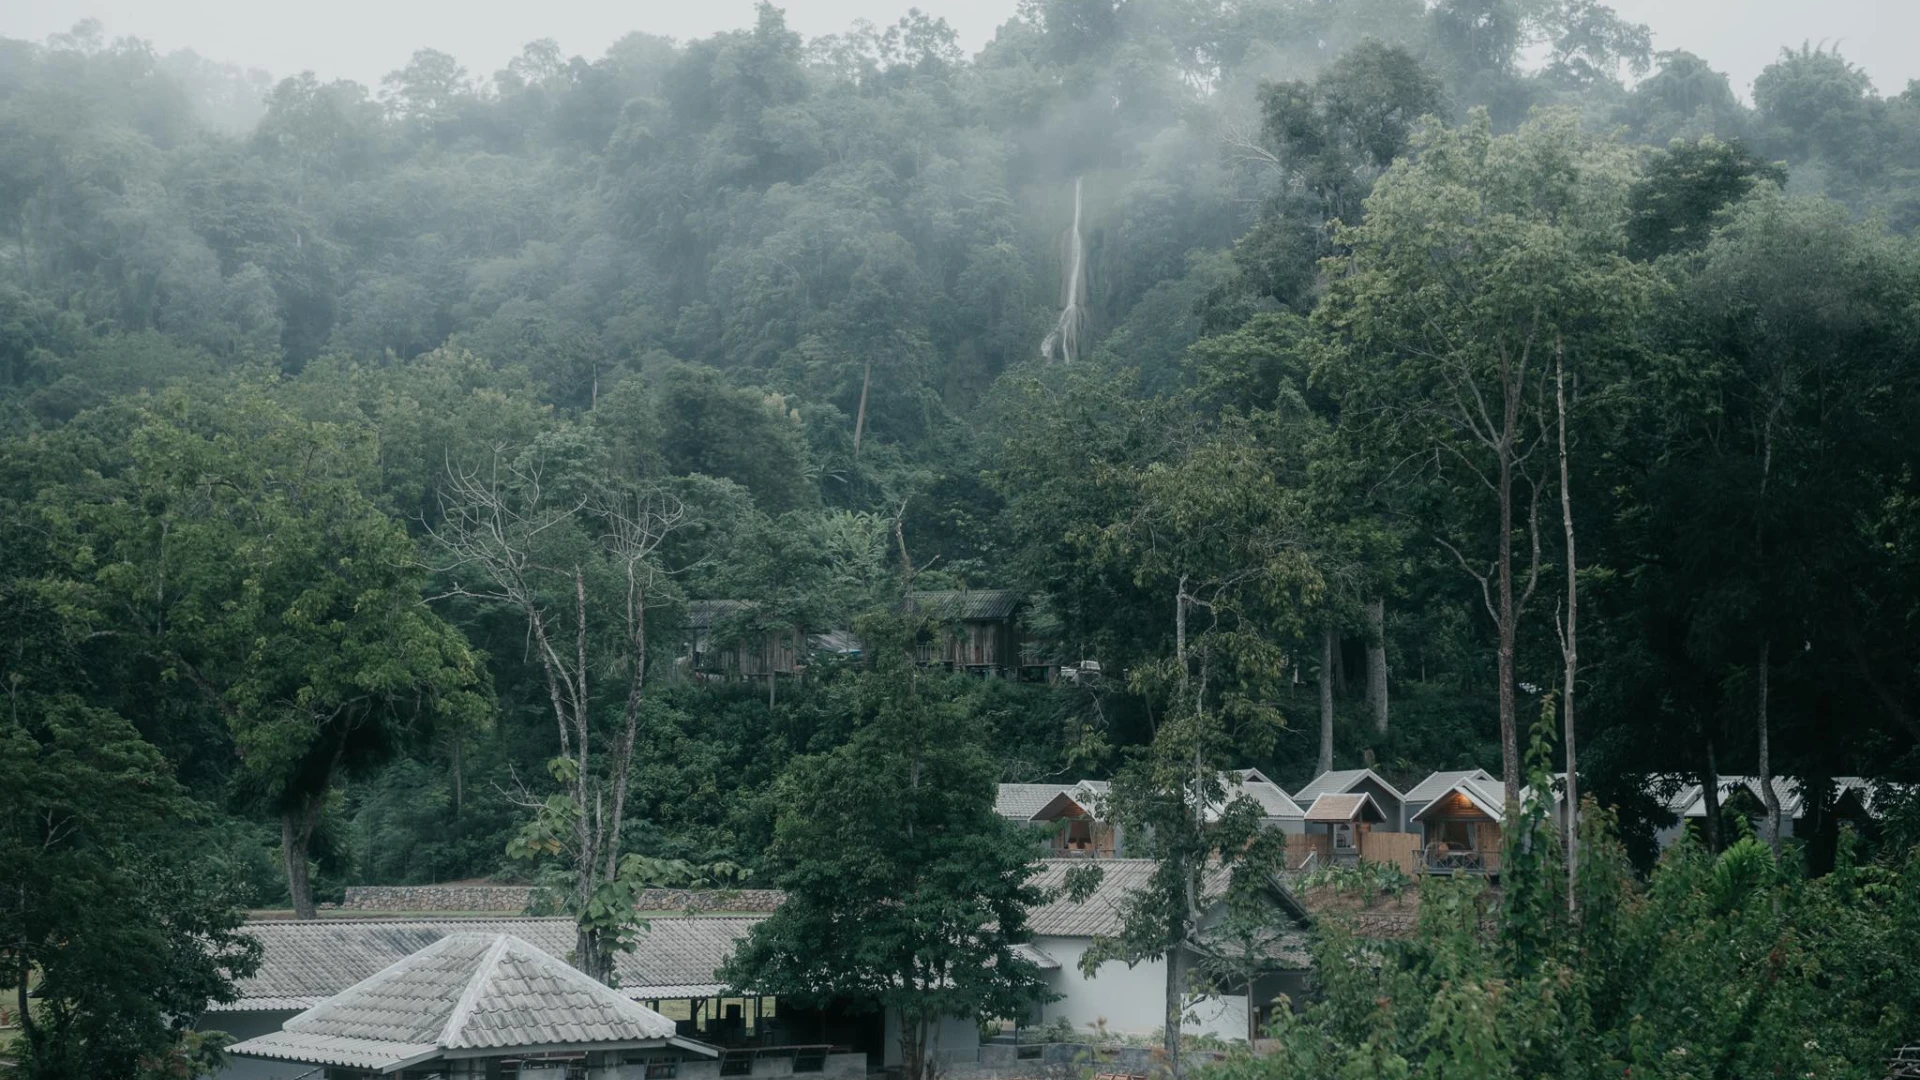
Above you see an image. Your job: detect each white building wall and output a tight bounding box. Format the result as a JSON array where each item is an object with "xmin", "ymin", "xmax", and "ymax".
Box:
[
  {"xmin": 880, "ymin": 1009, "xmax": 981, "ymax": 1068},
  {"xmin": 1030, "ymin": 936, "xmax": 1252, "ymax": 1043}
]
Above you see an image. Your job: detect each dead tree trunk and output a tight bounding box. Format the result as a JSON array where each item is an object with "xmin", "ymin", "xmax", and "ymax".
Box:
[
  {"xmin": 1365, "ymin": 598, "xmax": 1388, "ymax": 736},
  {"xmin": 1555, "ymin": 341, "xmax": 1579, "ymax": 912}
]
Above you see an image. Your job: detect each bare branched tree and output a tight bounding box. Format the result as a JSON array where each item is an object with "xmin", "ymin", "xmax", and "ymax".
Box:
[{"xmin": 426, "ymin": 446, "xmax": 687, "ymax": 982}]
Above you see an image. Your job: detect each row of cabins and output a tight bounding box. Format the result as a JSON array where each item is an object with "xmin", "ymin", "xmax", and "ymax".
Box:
[
  {"xmin": 211, "ymin": 865, "xmax": 1317, "ymax": 1080},
  {"xmin": 685, "ymin": 590, "xmax": 1041, "ymax": 681},
  {"xmin": 998, "ymin": 769, "xmax": 1887, "ymax": 878},
  {"xmin": 996, "ymin": 768, "xmax": 1507, "ymax": 876}
]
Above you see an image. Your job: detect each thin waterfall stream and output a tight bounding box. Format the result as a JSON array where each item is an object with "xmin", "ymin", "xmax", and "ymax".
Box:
[{"xmin": 1040, "ymin": 176, "xmax": 1087, "ymax": 363}]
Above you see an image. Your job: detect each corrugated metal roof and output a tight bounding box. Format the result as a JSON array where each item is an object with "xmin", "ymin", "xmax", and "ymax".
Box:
[
  {"xmin": 1411, "ymin": 776, "xmax": 1505, "ymax": 821},
  {"xmin": 908, "ymin": 589, "xmax": 1021, "ymax": 621},
  {"xmin": 228, "ymin": 934, "xmax": 695, "ymax": 1070},
  {"xmin": 1223, "ymin": 774, "xmax": 1305, "ymax": 819},
  {"xmin": 1303, "ymin": 793, "xmax": 1381, "ymax": 823},
  {"xmin": 221, "ymin": 916, "xmax": 765, "ymax": 1011},
  {"xmin": 1405, "ymin": 769, "xmax": 1500, "ymax": 804},
  {"xmin": 1293, "ymin": 768, "xmax": 1406, "ymax": 805}
]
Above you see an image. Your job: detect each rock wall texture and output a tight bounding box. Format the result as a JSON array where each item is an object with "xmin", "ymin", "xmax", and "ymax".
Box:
[{"xmin": 339, "ymin": 885, "xmax": 785, "ymax": 912}]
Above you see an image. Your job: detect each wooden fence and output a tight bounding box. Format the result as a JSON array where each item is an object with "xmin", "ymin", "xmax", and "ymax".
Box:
[{"xmin": 1359, "ymin": 831, "xmax": 1421, "ymax": 875}]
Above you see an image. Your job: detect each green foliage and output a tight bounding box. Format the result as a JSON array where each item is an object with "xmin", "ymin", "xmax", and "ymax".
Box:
[
  {"xmin": 721, "ymin": 614, "xmax": 1050, "ymax": 1080},
  {"xmin": 1200, "ymin": 718, "xmax": 1920, "ymax": 1080},
  {"xmin": 0, "ymin": 694, "xmax": 260, "ymax": 1080}
]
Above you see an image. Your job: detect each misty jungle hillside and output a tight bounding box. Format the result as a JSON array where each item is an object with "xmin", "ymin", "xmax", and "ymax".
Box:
[{"xmin": 4, "ymin": 0, "xmax": 1920, "ymax": 916}]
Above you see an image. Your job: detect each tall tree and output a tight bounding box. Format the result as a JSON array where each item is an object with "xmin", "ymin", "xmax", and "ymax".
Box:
[
  {"xmin": 1, "ymin": 693, "xmax": 260, "ymax": 1080},
  {"xmin": 429, "ymin": 429, "xmax": 688, "ymax": 982},
  {"xmin": 1317, "ymin": 109, "xmax": 1650, "ymax": 803},
  {"xmin": 721, "ymin": 614, "xmax": 1050, "ymax": 1080},
  {"xmin": 26, "ymin": 390, "xmax": 487, "ymax": 918}
]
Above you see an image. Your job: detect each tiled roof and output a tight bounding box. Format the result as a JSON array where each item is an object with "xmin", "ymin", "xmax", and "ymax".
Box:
[
  {"xmin": 997, "ymin": 783, "xmax": 1073, "ymax": 821},
  {"xmin": 1027, "ymin": 859, "xmax": 1247, "ymax": 938},
  {"xmin": 220, "ymin": 916, "xmax": 765, "ymax": 1011},
  {"xmin": 1405, "ymin": 769, "xmax": 1500, "ymax": 804},
  {"xmin": 1293, "ymin": 768, "xmax": 1406, "ymax": 805},
  {"xmin": 1027, "ymin": 860, "xmax": 1166, "ymax": 938},
  {"xmin": 1303, "ymin": 793, "xmax": 1381, "ymax": 823},
  {"xmin": 227, "ymin": 934, "xmax": 698, "ymax": 1070},
  {"xmin": 909, "ymin": 589, "xmax": 1022, "ymax": 621}
]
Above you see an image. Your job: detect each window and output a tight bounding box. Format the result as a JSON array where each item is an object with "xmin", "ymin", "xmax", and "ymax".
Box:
[
  {"xmin": 624, "ymin": 1056, "xmax": 678, "ymax": 1079},
  {"xmin": 1438, "ymin": 820, "xmax": 1473, "ymax": 849},
  {"xmin": 1333, "ymin": 823, "xmax": 1355, "ymax": 850},
  {"xmin": 793, "ymin": 1049, "xmax": 827, "ymax": 1075},
  {"xmin": 720, "ymin": 1051, "xmax": 755, "ymax": 1077}
]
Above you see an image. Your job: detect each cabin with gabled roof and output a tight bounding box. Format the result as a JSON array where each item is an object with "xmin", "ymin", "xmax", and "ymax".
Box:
[
  {"xmin": 1405, "ymin": 770, "xmax": 1505, "ymax": 875},
  {"xmin": 907, "ymin": 589, "xmax": 1023, "ymax": 676},
  {"xmin": 1292, "ymin": 768, "xmax": 1409, "ymax": 832}
]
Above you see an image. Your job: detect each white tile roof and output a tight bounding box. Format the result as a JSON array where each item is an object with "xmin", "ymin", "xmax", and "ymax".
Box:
[
  {"xmin": 221, "ymin": 916, "xmax": 764, "ymax": 1011},
  {"xmin": 228, "ymin": 934, "xmax": 702, "ymax": 1071}
]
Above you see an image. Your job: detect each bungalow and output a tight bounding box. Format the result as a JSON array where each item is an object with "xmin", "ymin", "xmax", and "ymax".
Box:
[
  {"xmin": 995, "ymin": 771, "xmax": 1304, "ymax": 859},
  {"xmin": 1404, "ymin": 770, "xmax": 1505, "ymax": 875},
  {"xmin": 1023, "ymin": 860, "xmax": 1312, "ymax": 1044},
  {"xmin": 1655, "ymin": 774, "xmax": 1883, "ymax": 848},
  {"xmin": 1292, "ymin": 769, "xmax": 1409, "ymax": 832},
  {"xmin": 226, "ymin": 933, "xmax": 723, "ymax": 1080},
  {"xmin": 205, "ymin": 916, "xmax": 877, "ymax": 1080},
  {"xmin": 1301, "ymin": 793, "xmax": 1387, "ymax": 867},
  {"xmin": 1219, "ymin": 769, "xmax": 1308, "ymax": 835}
]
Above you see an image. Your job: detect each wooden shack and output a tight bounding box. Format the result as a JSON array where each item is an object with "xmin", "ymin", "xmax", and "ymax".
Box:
[
  {"xmin": 907, "ymin": 589, "xmax": 1022, "ymax": 677},
  {"xmin": 685, "ymin": 600, "xmax": 806, "ymax": 680}
]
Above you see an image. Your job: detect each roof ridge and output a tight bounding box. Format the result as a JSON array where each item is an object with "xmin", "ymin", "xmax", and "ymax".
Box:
[{"xmin": 438, "ymin": 934, "xmax": 513, "ymax": 1049}]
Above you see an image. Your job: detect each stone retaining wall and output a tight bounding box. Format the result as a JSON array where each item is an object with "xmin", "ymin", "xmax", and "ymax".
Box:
[{"xmin": 338, "ymin": 884, "xmax": 785, "ymax": 912}]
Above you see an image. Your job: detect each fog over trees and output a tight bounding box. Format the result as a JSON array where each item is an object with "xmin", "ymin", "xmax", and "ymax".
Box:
[{"xmin": 4, "ymin": 2, "xmax": 1920, "ymax": 1077}]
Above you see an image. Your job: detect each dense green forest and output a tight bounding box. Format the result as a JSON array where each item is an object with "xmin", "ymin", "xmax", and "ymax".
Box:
[{"xmin": 6, "ymin": 1, "xmax": 1920, "ymax": 1061}]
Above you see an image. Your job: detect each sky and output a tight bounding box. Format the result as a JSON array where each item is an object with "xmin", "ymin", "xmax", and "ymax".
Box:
[{"xmin": 3, "ymin": 0, "xmax": 1916, "ymax": 102}]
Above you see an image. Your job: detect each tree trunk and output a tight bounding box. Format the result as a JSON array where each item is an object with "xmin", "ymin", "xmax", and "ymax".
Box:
[
  {"xmin": 1365, "ymin": 598, "xmax": 1388, "ymax": 735},
  {"xmin": 1701, "ymin": 739, "xmax": 1723, "ymax": 853},
  {"xmin": 1757, "ymin": 640, "xmax": 1781, "ymax": 855},
  {"xmin": 1496, "ymin": 435, "xmax": 1522, "ymax": 808},
  {"xmin": 282, "ymin": 809, "xmax": 318, "ymax": 920},
  {"xmin": 852, "ymin": 360, "xmax": 873, "ymax": 457},
  {"xmin": 1164, "ymin": 937, "xmax": 1184, "ymax": 1080},
  {"xmin": 1318, "ymin": 625, "xmax": 1335, "ymax": 775},
  {"xmin": 1555, "ymin": 343, "xmax": 1579, "ymax": 912}
]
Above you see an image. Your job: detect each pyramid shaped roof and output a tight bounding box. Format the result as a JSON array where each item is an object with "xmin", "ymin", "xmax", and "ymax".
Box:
[{"xmin": 229, "ymin": 933, "xmax": 705, "ymax": 1072}]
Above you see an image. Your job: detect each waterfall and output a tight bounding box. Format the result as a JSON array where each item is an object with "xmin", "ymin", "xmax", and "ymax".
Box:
[{"xmin": 1040, "ymin": 176, "xmax": 1088, "ymax": 363}]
